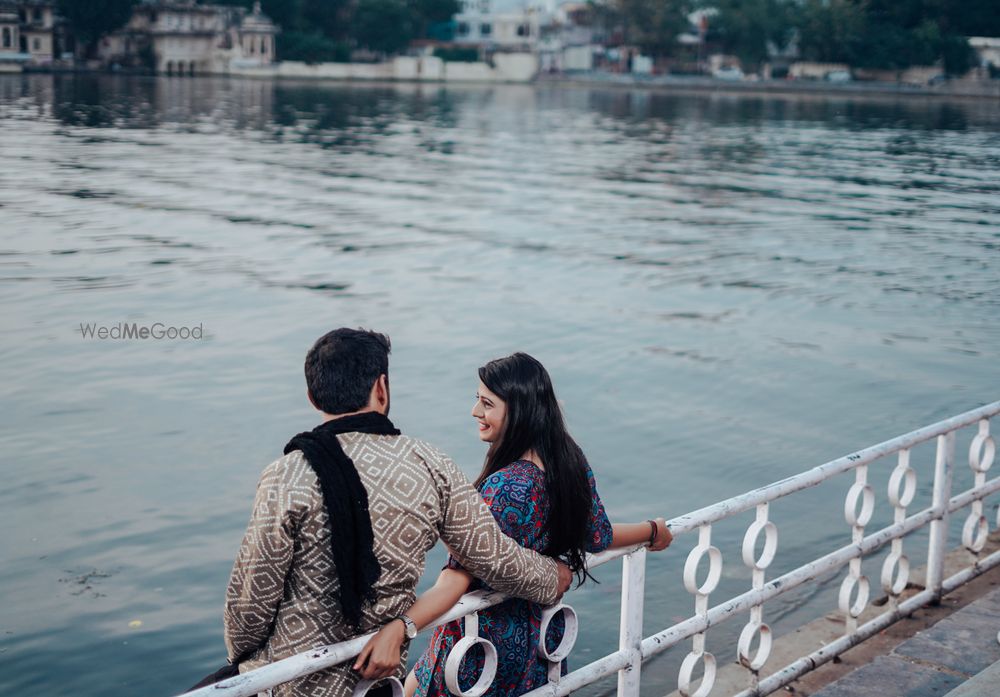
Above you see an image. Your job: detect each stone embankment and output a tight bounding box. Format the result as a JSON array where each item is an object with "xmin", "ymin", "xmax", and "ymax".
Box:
[{"xmin": 545, "ymin": 73, "xmax": 1000, "ymax": 100}]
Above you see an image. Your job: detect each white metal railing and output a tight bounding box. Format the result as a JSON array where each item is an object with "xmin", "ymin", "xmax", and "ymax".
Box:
[{"xmin": 178, "ymin": 400, "xmax": 1000, "ymax": 697}]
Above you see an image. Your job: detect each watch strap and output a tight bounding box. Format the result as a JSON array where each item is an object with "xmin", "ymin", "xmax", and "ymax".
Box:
[{"xmin": 398, "ymin": 613, "xmax": 417, "ymax": 639}]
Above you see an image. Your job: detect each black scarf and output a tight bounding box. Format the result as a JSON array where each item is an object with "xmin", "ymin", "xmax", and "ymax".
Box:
[{"xmin": 283, "ymin": 411, "xmax": 400, "ymax": 628}]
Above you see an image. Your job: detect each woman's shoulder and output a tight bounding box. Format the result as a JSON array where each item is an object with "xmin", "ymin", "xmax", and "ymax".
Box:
[{"xmin": 479, "ymin": 461, "xmax": 546, "ymax": 500}]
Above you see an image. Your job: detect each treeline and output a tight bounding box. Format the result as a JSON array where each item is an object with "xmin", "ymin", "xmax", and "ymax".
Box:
[
  {"xmin": 56, "ymin": 0, "xmax": 458, "ymax": 61},
  {"xmin": 608, "ymin": 0, "xmax": 1000, "ymax": 74},
  {"xmin": 214, "ymin": 0, "xmax": 459, "ymax": 60},
  {"xmin": 60, "ymin": 0, "xmax": 1000, "ymax": 72}
]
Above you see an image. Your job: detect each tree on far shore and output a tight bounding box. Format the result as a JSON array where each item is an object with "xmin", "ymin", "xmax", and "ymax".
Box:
[
  {"xmin": 708, "ymin": 0, "xmax": 795, "ymax": 70},
  {"xmin": 210, "ymin": 0, "xmax": 459, "ymax": 60},
  {"xmin": 351, "ymin": 0, "xmax": 414, "ymax": 56},
  {"xmin": 597, "ymin": 0, "xmax": 689, "ymax": 57},
  {"xmin": 57, "ymin": 0, "xmax": 137, "ymax": 57}
]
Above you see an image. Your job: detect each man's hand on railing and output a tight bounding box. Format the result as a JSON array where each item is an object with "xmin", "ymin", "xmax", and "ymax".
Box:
[
  {"xmin": 649, "ymin": 517, "xmax": 673, "ymax": 551},
  {"xmin": 353, "ymin": 620, "xmax": 405, "ymax": 680}
]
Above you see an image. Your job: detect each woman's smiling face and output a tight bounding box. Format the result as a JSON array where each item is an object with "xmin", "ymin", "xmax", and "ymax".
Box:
[{"xmin": 471, "ymin": 380, "xmax": 506, "ymax": 443}]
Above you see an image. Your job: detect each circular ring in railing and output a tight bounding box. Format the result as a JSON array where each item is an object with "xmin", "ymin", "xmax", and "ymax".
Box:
[
  {"xmin": 838, "ymin": 573, "xmax": 870, "ymax": 618},
  {"xmin": 844, "ymin": 482, "xmax": 875, "ymax": 528},
  {"xmin": 736, "ymin": 620, "xmax": 772, "ymax": 671},
  {"xmin": 353, "ymin": 677, "xmax": 404, "ymax": 697},
  {"xmin": 961, "ymin": 512, "xmax": 989, "ymax": 553},
  {"xmin": 536, "ymin": 603, "xmax": 578, "ymax": 663},
  {"xmin": 741, "ymin": 520, "xmax": 778, "ymax": 571},
  {"xmin": 887, "ymin": 464, "xmax": 916, "ymax": 508},
  {"xmin": 677, "ymin": 650, "xmax": 717, "ymax": 697},
  {"xmin": 969, "ymin": 432, "xmax": 996, "ymax": 473},
  {"xmin": 444, "ymin": 635, "xmax": 498, "ymax": 697},
  {"xmin": 683, "ymin": 544, "xmax": 723, "ymax": 596},
  {"xmin": 880, "ymin": 551, "xmax": 910, "ymax": 596}
]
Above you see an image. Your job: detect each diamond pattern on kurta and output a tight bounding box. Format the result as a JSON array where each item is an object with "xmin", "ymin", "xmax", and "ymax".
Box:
[{"xmin": 224, "ymin": 433, "xmax": 560, "ymax": 697}]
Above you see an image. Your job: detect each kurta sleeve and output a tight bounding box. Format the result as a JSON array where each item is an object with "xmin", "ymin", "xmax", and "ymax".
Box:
[
  {"xmin": 223, "ymin": 459, "xmax": 300, "ymax": 662},
  {"xmin": 583, "ymin": 461, "xmax": 613, "ymax": 553},
  {"xmin": 432, "ymin": 455, "xmax": 560, "ymax": 605},
  {"xmin": 445, "ymin": 468, "xmax": 539, "ymax": 571}
]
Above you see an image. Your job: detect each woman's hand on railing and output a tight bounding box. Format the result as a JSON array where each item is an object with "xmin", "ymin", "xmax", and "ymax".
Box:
[
  {"xmin": 353, "ymin": 619, "xmax": 405, "ymax": 680},
  {"xmin": 610, "ymin": 519, "xmax": 673, "ymax": 552},
  {"xmin": 649, "ymin": 517, "xmax": 673, "ymax": 552}
]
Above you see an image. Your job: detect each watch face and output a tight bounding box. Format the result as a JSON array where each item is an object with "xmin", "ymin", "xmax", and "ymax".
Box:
[{"xmin": 403, "ymin": 616, "xmax": 417, "ymax": 639}]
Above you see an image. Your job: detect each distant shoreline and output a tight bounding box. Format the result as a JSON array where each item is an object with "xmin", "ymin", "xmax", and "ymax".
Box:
[
  {"xmin": 540, "ymin": 72, "xmax": 1000, "ymax": 101},
  {"xmin": 11, "ymin": 64, "xmax": 1000, "ymax": 100}
]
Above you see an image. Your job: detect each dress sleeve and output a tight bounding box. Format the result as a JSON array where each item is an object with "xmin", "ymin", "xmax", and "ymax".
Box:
[
  {"xmin": 223, "ymin": 459, "xmax": 300, "ymax": 662},
  {"xmin": 584, "ymin": 461, "xmax": 613, "ymax": 553},
  {"xmin": 433, "ymin": 455, "xmax": 560, "ymax": 605}
]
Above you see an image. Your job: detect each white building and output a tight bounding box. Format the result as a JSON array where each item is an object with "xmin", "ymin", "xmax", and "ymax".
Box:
[
  {"xmin": 453, "ymin": 0, "xmax": 544, "ymax": 50},
  {"xmin": 969, "ymin": 36, "xmax": 1000, "ymax": 75},
  {"xmin": 19, "ymin": 0, "xmax": 54, "ymax": 62},
  {"xmin": 0, "ymin": 0, "xmax": 58, "ymax": 68},
  {"xmin": 451, "ymin": 0, "xmax": 601, "ymax": 73},
  {"xmin": 99, "ymin": 0, "xmax": 277, "ymax": 75},
  {"xmin": 537, "ymin": 2, "xmax": 599, "ymax": 72}
]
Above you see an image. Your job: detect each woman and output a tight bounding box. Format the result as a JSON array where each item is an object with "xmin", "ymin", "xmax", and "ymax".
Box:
[{"xmin": 354, "ymin": 353, "xmax": 672, "ymax": 696}]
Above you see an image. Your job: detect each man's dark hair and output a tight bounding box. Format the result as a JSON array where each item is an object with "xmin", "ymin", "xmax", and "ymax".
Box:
[{"xmin": 305, "ymin": 328, "xmax": 391, "ymax": 415}]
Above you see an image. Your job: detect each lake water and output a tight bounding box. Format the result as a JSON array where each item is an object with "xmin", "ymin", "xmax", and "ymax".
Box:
[{"xmin": 0, "ymin": 74, "xmax": 998, "ymax": 697}]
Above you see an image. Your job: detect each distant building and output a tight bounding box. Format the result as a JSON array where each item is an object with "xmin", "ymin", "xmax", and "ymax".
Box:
[
  {"xmin": 969, "ymin": 36, "xmax": 1000, "ymax": 77},
  {"xmin": 98, "ymin": 0, "xmax": 278, "ymax": 75},
  {"xmin": 0, "ymin": 0, "xmax": 60, "ymax": 68},
  {"xmin": 0, "ymin": 4, "xmax": 17, "ymax": 53},
  {"xmin": 453, "ymin": 0, "xmax": 542, "ymax": 50},
  {"xmin": 18, "ymin": 0, "xmax": 54, "ymax": 62},
  {"xmin": 538, "ymin": 3, "xmax": 599, "ymax": 72}
]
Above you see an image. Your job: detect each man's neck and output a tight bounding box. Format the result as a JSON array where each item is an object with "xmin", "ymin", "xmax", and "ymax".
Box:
[{"xmin": 322, "ymin": 407, "xmax": 382, "ymax": 422}]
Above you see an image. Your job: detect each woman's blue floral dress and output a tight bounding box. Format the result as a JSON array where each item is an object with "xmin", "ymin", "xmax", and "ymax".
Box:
[{"xmin": 413, "ymin": 459, "xmax": 614, "ymax": 697}]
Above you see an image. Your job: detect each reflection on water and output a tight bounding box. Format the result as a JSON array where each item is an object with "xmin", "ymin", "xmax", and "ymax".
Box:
[{"xmin": 0, "ymin": 74, "xmax": 998, "ymax": 697}]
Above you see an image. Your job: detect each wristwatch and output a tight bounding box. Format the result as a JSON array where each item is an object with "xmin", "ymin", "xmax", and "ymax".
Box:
[{"xmin": 396, "ymin": 614, "xmax": 417, "ymax": 640}]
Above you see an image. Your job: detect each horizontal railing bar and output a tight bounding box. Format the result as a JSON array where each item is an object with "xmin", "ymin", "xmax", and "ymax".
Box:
[
  {"xmin": 180, "ymin": 633, "xmax": 376, "ymax": 697},
  {"xmin": 518, "ymin": 650, "xmax": 632, "ymax": 697},
  {"xmin": 948, "ymin": 476, "xmax": 1000, "ymax": 513},
  {"xmin": 667, "ymin": 401, "xmax": 1000, "ymax": 536},
  {"xmin": 640, "ymin": 502, "xmax": 948, "ymax": 658},
  {"xmin": 175, "ymin": 401, "xmax": 1000, "ymax": 697},
  {"xmin": 590, "ymin": 471, "xmax": 1000, "ymax": 693},
  {"xmin": 734, "ymin": 546, "xmax": 1000, "ymax": 697}
]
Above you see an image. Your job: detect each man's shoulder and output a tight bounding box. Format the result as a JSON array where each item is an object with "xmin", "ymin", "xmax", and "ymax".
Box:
[
  {"xmin": 259, "ymin": 450, "xmax": 315, "ymax": 487},
  {"xmin": 406, "ymin": 437, "xmax": 454, "ymax": 469},
  {"xmin": 340, "ymin": 432, "xmax": 453, "ymax": 469}
]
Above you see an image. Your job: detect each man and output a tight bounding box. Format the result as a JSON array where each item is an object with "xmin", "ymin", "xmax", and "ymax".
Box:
[{"xmin": 224, "ymin": 328, "xmax": 571, "ymax": 696}]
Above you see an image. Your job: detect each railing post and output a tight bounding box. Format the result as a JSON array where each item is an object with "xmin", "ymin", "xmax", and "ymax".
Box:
[
  {"xmin": 926, "ymin": 431, "xmax": 956, "ymax": 600},
  {"xmin": 617, "ymin": 547, "xmax": 647, "ymax": 697}
]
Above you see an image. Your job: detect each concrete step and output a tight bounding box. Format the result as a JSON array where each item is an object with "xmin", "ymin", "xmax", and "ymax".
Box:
[
  {"xmin": 810, "ymin": 587, "xmax": 1000, "ymax": 697},
  {"xmin": 941, "ymin": 658, "xmax": 1000, "ymax": 697}
]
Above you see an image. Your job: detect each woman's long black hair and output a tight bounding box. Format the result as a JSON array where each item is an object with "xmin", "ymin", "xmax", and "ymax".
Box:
[{"xmin": 475, "ymin": 352, "xmax": 594, "ymax": 584}]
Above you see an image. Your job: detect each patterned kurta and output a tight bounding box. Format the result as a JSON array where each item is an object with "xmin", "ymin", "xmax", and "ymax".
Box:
[
  {"xmin": 224, "ymin": 433, "xmax": 562, "ymax": 697},
  {"xmin": 413, "ymin": 460, "xmax": 614, "ymax": 697}
]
